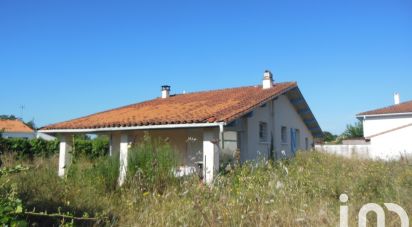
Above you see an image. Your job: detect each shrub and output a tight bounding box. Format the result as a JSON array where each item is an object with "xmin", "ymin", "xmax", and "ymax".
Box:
[
  {"xmin": 0, "ymin": 136, "xmax": 109, "ymax": 161},
  {"xmin": 73, "ymin": 139, "xmax": 93, "ymax": 159},
  {"xmin": 9, "ymin": 138, "xmax": 33, "ymax": 159},
  {"xmin": 91, "ymin": 137, "xmax": 110, "ymax": 158},
  {"xmin": 0, "ymin": 138, "xmax": 59, "ymax": 159},
  {"xmin": 30, "ymin": 139, "xmax": 59, "ymax": 157},
  {"xmin": 73, "ymin": 136, "xmax": 109, "ymax": 160}
]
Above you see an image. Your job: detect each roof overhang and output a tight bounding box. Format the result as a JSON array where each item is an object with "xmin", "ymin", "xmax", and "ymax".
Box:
[
  {"xmin": 285, "ymin": 87, "xmax": 323, "ymax": 138},
  {"xmin": 356, "ymin": 112, "xmax": 412, "ymax": 119},
  {"xmin": 38, "ymin": 122, "xmax": 226, "ymax": 134}
]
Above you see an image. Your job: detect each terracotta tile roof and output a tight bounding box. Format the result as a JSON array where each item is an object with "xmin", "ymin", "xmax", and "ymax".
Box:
[
  {"xmin": 0, "ymin": 119, "xmax": 34, "ymax": 133},
  {"xmin": 41, "ymin": 82, "xmax": 298, "ymax": 130},
  {"xmin": 358, "ymin": 100, "xmax": 412, "ymax": 116}
]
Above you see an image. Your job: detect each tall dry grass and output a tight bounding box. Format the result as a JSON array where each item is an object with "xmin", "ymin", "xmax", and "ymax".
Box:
[{"xmin": 1, "ymin": 150, "xmax": 411, "ymax": 226}]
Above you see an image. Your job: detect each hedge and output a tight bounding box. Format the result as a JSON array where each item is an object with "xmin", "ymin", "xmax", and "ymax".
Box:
[{"xmin": 0, "ymin": 137, "xmax": 109, "ymax": 160}]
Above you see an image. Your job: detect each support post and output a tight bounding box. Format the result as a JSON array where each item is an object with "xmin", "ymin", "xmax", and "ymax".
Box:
[
  {"xmin": 118, "ymin": 134, "xmax": 129, "ymax": 186},
  {"xmin": 203, "ymin": 128, "xmax": 220, "ymax": 184},
  {"xmin": 58, "ymin": 134, "xmax": 73, "ymax": 177}
]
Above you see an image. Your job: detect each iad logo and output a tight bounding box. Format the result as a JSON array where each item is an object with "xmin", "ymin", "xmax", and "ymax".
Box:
[{"xmin": 339, "ymin": 194, "xmax": 409, "ymax": 227}]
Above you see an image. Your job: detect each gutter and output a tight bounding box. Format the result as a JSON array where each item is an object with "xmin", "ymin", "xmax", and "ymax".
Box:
[
  {"xmin": 357, "ymin": 112, "xmax": 412, "ymax": 119},
  {"xmin": 39, "ymin": 122, "xmax": 226, "ymax": 134}
]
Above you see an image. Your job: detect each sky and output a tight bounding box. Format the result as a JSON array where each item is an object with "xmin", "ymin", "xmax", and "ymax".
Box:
[{"xmin": 0, "ymin": 0, "xmax": 411, "ymax": 134}]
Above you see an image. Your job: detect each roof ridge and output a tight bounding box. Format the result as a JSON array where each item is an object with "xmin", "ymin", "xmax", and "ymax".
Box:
[
  {"xmin": 171, "ymin": 82, "xmax": 293, "ymax": 96},
  {"xmin": 358, "ymin": 99, "xmax": 412, "ymax": 116}
]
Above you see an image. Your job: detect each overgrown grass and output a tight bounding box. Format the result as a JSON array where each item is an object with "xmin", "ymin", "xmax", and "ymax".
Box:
[
  {"xmin": 127, "ymin": 134, "xmax": 178, "ymax": 193},
  {"xmin": 1, "ymin": 149, "xmax": 411, "ymax": 226}
]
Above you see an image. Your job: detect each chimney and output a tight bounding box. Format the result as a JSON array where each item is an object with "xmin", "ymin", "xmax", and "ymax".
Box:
[
  {"xmin": 394, "ymin": 92, "xmax": 400, "ymax": 105},
  {"xmin": 161, "ymin": 85, "xmax": 171, "ymax": 98},
  {"xmin": 262, "ymin": 70, "xmax": 273, "ymax": 89}
]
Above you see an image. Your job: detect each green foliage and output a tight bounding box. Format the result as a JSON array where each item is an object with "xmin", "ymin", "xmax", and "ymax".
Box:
[
  {"xmin": 30, "ymin": 139, "xmax": 59, "ymax": 157},
  {"xmin": 73, "ymin": 136, "xmax": 109, "ymax": 159},
  {"xmin": 0, "ymin": 115, "xmax": 18, "ymax": 120},
  {"xmin": 0, "ymin": 137, "xmax": 109, "ymax": 161},
  {"xmin": 0, "ymin": 184, "xmax": 25, "ymax": 226},
  {"xmin": 342, "ymin": 120, "xmax": 364, "ymax": 139},
  {"xmin": 322, "ymin": 131, "xmax": 338, "ymax": 143},
  {"xmin": 127, "ymin": 133, "xmax": 178, "ymax": 192},
  {"xmin": 0, "ymin": 138, "xmax": 59, "ymax": 159},
  {"xmin": 69, "ymin": 154, "xmax": 120, "ymax": 193},
  {"xmin": 0, "ymin": 165, "xmax": 29, "ymax": 226},
  {"xmin": 24, "ymin": 120, "xmax": 36, "ymax": 130}
]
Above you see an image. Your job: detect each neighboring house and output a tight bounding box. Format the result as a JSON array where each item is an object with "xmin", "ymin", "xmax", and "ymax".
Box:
[
  {"xmin": 356, "ymin": 93, "xmax": 412, "ymax": 160},
  {"xmin": 39, "ymin": 71, "xmax": 322, "ymax": 184},
  {"xmin": 0, "ymin": 119, "xmax": 35, "ymax": 139}
]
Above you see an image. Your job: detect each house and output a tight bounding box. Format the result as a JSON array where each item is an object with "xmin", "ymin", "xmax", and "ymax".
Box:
[
  {"xmin": 39, "ymin": 71, "xmax": 322, "ymax": 184},
  {"xmin": 357, "ymin": 93, "xmax": 412, "ymax": 160},
  {"xmin": 0, "ymin": 119, "xmax": 35, "ymax": 139}
]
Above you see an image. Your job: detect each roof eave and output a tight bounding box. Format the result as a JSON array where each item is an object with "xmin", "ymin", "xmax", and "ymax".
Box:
[
  {"xmin": 356, "ymin": 112, "xmax": 412, "ymax": 119},
  {"xmin": 38, "ymin": 122, "xmax": 226, "ymax": 134}
]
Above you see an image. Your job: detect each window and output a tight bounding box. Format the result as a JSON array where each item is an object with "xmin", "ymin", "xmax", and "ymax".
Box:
[
  {"xmin": 281, "ymin": 126, "xmax": 287, "ymax": 143},
  {"xmin": 259, "ymin": 122, "xmax": 268, "ymax": 142}
]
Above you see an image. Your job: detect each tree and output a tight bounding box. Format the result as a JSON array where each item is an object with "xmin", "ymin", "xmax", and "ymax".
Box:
[
  {"xmin": 342, "ymin": 121, "xmax": 364, "ymax": 139},
  {"xmin": 323, "ymin": 131, "xmax": 338, "ymax": 143},
  {"xmin": 0, "ymin": 115, "xmax": 17, "ymax": 120},
  {"xmin": 24, "ymin": 120, "xmax": 36, "ymax": 130}
]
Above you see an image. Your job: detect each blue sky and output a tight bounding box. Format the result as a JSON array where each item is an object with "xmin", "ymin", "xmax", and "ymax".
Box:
[{"xmin": 1, "ymin": 0, "xmax": 411, "ymax": 134}]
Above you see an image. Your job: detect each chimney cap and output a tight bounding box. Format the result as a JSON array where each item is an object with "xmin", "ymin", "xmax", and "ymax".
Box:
[
  {"xmin": 161, "ymin": 85, "xmax": 171, "ymax": 91},
  {"xmin": 263, "ymin": 70, "xmax": 273, "ymax": 79}
]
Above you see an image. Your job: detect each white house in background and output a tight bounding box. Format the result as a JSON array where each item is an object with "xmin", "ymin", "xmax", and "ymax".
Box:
[
  {"xmin": 357, "ymin": 93, "xmax": 412, "ymax": 160},
  {"xmin": 0, "ymin": 119, "xmax": 35, "ymax": 139},
  {"xmin": 39, "ymin": 71, "xmax": 322, "ymax": 184}
]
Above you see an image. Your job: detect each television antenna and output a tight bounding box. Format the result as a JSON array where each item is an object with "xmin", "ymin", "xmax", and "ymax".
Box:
[{"xmin": 19, "ymin": 105, "xmax": 25, "ymax": 120}]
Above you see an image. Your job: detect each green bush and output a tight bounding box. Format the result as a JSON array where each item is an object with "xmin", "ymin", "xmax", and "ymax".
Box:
[
  {"xmin": 0, "ymin": 136, "xmax": 109, "ymax": 161},
  {"xmin": 91, "ymin": 137, "xmax": 110, "ymax": 158},
  {"xmin": 73, "ymin": 139, "xmax": 93, "ymax": 158},
  {"xmin": 0, "ymin": 138, "xmax": 59, "ymax": 159},
  {"xmin": 73, "ymin": 137, "xmax": 109, "ymax": 160},
  {"xmin": 0, "ymin": 165, "xmax": 29, "ymax": 226}
]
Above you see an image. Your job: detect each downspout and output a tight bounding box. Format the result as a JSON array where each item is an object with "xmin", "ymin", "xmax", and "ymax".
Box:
[
  {"xmin": 219, "ymin": 123, "xmax": 225, "ymax": 149},
  {"xmin": 270, "ymin": 99, "xmax": 275, "ymax": 160}
]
